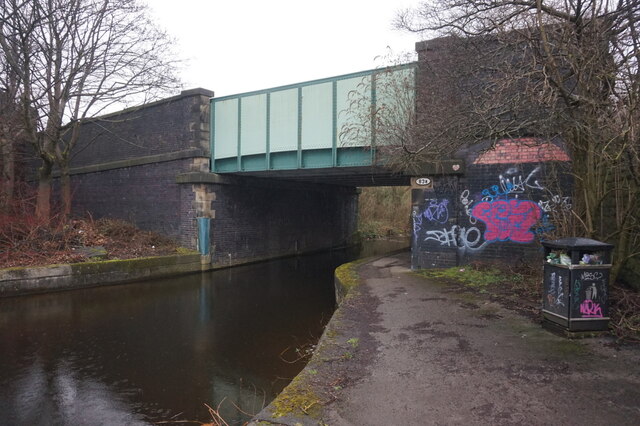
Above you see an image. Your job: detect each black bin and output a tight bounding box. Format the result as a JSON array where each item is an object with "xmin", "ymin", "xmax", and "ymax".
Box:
[{"xmin": 542, "ymin": 238, "xmax": 614, "ymax": 332}]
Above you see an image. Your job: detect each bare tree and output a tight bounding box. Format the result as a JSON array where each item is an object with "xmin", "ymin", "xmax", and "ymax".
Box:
[
  {"xmin": 385, "ymin": 0, "xmax": 640, "ymax": 282},
  {"xmin": 0, "ymin": 0, "xmax": 181, "ymax": 220},
  {"xmin": 0, "ymin": 56, "xmax": 23, "ymax": 211}
]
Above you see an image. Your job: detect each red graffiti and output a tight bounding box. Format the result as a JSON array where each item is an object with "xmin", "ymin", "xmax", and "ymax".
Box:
[
  {"xmin": 471, "ymin": 200, "xmax": 541, "ymax": 243},
  {"xmin": 579, "ymin": 300, "xmax": 603, "ymax": 318}
]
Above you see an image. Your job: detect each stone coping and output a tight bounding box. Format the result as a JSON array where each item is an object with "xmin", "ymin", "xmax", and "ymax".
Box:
[{"xmin": 0, "ymin": 253, "xmax": 205, "ymax": 297}]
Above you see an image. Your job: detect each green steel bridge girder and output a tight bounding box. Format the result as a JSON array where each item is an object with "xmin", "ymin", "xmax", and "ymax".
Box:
[{"xmin": 210, "ymin": 64, "xmax": 417, "ymax": 175}]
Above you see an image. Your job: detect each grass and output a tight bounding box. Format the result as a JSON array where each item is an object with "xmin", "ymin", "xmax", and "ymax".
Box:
[
  {"xmin": 418, "ymin": 266, "xmax": 510, "ymax": 292},
  {"xmin": 416, "ymin": 262, "xmax": 640, "ymax": 344}
]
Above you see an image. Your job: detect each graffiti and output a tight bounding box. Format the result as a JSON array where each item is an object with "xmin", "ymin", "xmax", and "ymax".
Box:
[
  {"xmin": 557, "ymin": 274, "xmax": 565, "ymax": 307},
  {"xmin": 471, "ymin": 200, "xmax": 542, "ymax": 243},
  {"xmin": 547, "ymin": 272, "xmax": 565, "ymax": 308},
  {"xmin": 460, "ymin": 190, "xmax": 477, "ymax": 224},
  {"xmin": 424, "ymin": 225, "xmax": 488, "ymax": 253},
  {"xmin": 481, "ymin": 185, "xmax": 509, "ymax": 202},
  {"xmin": 580, "ymin": 271, "xmax": 604, "ymax": 282},
  {"xmin": 424, "ymin": 199, "xmax": 450, "ymax": 224},
  {"xmin": 579, "ymin": 300, "xmax": 604, "ymax": 318},
  {"xmin": 538, "ymin": 194, "xmax": 572, "ymax": 213},
  {"xmin": 573, "ymin": 280, "xmax": 582, "ymax": 310},
  {"xmin": 412, "ymin": 209, "xmax": 422, "ymax": 234},
  {"xmin": 535, "ymin": 213, "xmax": 556, "ymax": 238},
  {"xmin": 499, "ymin": 166, "xmax": 544, "ymax": 194},
  {"xmin": 547, "ymin": 272, "xmax": 557, "ymax": 306},
  {"xmin": 481, "ymin": 166, "xmax": 545, "ymax": 202}
]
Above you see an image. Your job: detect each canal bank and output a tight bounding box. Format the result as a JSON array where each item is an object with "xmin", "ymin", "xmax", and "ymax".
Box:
[
  {"xmin": 0, "ymin": 242, "xmax": 365, "ymax": 298},
  {"xmin": 0, "ymin": 253, "xmax": 205, "ymax": 297},
  {"xmin": 252, "ymin": 252, "xmax": 640, "ymax": 425},
  {"xmin": 0, "ymin": 241, "xmax": 409, "ymax": 424}
]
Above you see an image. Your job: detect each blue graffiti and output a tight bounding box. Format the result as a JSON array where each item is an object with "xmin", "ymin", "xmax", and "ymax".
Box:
[
  {"xmin": 535, "ymin": 213, "xmax": 556, "ymax": 239},
  {"xmin": 424, "ymin": 199, "xmax": 449, "ymax": 224}
]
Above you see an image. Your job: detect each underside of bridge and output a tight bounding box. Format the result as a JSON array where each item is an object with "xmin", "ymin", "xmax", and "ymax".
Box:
[{"xmin": 213, "ymin": 158, "xmax": 465, "ymax": 187}]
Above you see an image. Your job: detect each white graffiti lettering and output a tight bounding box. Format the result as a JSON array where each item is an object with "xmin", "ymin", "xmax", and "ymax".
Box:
[
  {"xmin": 424, "ymin": 225, "xmax": 488, "ymax": 253},
  {"xmin": 580, "ymin": 271, "xmax": 604, "ymax": 281},
  {"xmin": 538, "ymin": 194, "xmax": 572, "ymax": 213},
  {"xmin": 496, "ymin": 166, "xmax": 545, "ymax": 200},
  {"xmin": 556, "ymin": 275, "xmax": 565, "ymax": 307},
  {"xmin": 547, "ymin": 272, "xmax": 565, "ymax": 308},
  {"xmin": 460, "ymin": 189, "xmax": 477, "ymax": 224}
]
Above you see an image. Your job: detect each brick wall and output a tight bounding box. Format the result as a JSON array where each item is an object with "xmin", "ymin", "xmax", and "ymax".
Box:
[
  {"xmin": 412, "ymin": 139, "xmax": 572, "ymax": 269},
  {"xmin": 208, "ymin": 180, "xmax": 358, "ymax": 266},
  {"xmin": 64, "ymin": 87, "xmax": 360, "ymax": 264},
  {"xmin": 70, "ymin": 159, "xmax": 197, "ymax": 246},
  {"xmin": 71, "ymin": 89, "xmax": 213, "ymax": 168},
  {"xmin": 65, "ymin": 89, "xmax": 214, "ymax": 248}
]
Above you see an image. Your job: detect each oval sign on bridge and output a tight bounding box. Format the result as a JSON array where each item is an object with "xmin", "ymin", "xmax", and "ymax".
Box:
[{"xmin": 412, "ymin": 177, "xmax": 433, "ymax": 188}]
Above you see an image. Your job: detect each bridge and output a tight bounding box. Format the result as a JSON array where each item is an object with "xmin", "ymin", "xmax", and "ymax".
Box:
[
  {"xmin": 66, "ymin": 39, "xmax": 569, "ymax": 270},
  {"xmin": 210, "ymin": 64, "xmax": 432, "ymax": 186}
]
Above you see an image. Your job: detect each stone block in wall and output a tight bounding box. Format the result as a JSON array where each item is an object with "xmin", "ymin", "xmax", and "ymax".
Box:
[
  {"xmin": 190, "ymin": 158, "xmax": 210, "ymax": 173},
  {"xmin": 192, "ymin": 184, "xmax": 215, "ymax": 218}
]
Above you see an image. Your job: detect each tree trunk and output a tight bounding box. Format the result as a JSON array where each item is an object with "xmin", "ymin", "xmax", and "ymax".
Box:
[
  {"xmin": 60, "ymin": 163, "xmax": 72, "ymax": 219},
  {"xmin": 35, "ymin": 159, "xmax": 53, "ymax": 221},
  {"xmin": 0, "ymin": 139, "xmax": 15, "ymax": 213}
]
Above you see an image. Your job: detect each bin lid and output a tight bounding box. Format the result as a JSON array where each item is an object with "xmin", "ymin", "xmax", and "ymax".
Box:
[{"xmin": 541, "ymin": 237, "xmax": 614, "ymax": 251}]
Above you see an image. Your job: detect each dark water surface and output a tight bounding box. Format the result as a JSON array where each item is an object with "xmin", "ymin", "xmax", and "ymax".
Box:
[{"xmin": 0, "ymin": 240, "xmax": 407, "ymax": 425}]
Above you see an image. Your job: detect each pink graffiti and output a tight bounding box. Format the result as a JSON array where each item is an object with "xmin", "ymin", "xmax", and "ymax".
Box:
[
  {"xmin": 579, "ymin": 300, "xmax": 603, "ymax": 318},
  {"xmin": 471, "ymin": 200, "xmax": 541, "ymax": 243}
]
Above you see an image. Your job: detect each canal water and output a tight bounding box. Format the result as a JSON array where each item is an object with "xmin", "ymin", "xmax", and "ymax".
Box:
[{"xmin": 0, "ymin": 240, "xmax": 407, "ymax": 425}]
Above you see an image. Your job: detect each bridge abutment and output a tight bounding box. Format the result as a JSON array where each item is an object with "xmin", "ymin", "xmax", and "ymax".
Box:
[{"xmin": 63, "ymin": 88, "xmax": 358, "ymax": 267}]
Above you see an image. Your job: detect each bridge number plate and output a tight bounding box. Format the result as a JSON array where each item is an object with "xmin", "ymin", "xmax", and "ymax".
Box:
[{"xmin": 411, "ymin": 177, "xmax": 433, "ymax": 188}]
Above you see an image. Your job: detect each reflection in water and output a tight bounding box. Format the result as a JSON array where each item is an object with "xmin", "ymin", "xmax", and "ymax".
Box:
[{"xmin": 0, "ymin": 240, "xmax": 407, "ymax": 424}]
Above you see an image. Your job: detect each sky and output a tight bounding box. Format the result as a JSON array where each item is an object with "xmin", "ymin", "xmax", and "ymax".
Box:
[{"xmin": 146, "ymin": 0, "xmax": 426, "ymax": 98}]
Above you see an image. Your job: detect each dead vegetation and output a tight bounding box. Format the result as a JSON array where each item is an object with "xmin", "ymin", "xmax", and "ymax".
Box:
[{"xmin": 0, "ymin": 205, "xmax": 180, "ymax": 269}]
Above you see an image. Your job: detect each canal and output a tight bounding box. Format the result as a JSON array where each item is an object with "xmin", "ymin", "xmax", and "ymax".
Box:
[{"xmin": 0, "ymin": 240, "xmax": 407, "ymax": 425}]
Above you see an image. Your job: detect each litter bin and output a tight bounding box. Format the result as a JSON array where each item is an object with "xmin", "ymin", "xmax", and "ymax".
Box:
[{"xmin": 542, "ymin": 237, "xmax": 614, "ymax": 332}]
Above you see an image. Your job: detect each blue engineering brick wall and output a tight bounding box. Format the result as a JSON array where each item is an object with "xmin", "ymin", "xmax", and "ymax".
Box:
[{"xmin": 412, "ymin": 139, "xmax": 572, "ymax": 269}]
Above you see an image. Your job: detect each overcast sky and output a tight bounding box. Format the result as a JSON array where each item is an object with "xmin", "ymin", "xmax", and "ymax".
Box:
[{"xmin": 147, "ymin": 0, "xmax": 425, "ymax": 97}]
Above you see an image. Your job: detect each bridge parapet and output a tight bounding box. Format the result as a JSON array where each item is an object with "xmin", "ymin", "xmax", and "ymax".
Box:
[{"xmin": 211, "ymin": 64, "xmax": 416, "ymax": 174}]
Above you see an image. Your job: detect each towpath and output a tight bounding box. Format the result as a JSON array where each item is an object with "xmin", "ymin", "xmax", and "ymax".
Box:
[{"xmin": 252, "ymin": 252, "xmax": 640, "ymax": 425}]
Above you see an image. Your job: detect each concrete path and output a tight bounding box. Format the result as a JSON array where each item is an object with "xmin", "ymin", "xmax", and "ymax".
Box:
[{"xmin": 253, "ymin": 252, "xmax": 640, "ymax": 425}]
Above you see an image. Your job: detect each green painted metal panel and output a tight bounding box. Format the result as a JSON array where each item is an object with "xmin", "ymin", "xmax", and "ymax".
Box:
[
  {"xmin": 301, "ymin": 82, "xmax": 333, "ymax": 150},
  {"xmin": 214, "ymin": 98, "xmax": 239, "ymax": 159},
  {"xmin": 214, "ymin": 157, "xmax": 239, "ymax": 172},
  {"xmin": 241, "ymin": 154, "xmax": 267, "ymax": 171},
  {"xmin": 336, "ymin": 75, "xmax": 372, "ymax": 148},
  {"xmin": 240, "ymin": 94, "xmax": 267, "ymax": 156},
  {"xmin": 337, "ymin": 147, "xmax": 373, "ymax": 167},
  {"xmin": 302, "ymin": 149, "xmax": 333, "ymax": 169},
  {"xmin": 210, "ymin": 63, "xmax": 416, "ymax": 172},
  {"xmin": 270, "ymin": 151, "xmax": 298, "ymax": 169},
  {"xmin": 372, "ymin": 67, "xmax": 415, "ymax": 147},
  {"xmin": 269, "ymin": 88, "xmax": 298, "ymax": 153}
]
